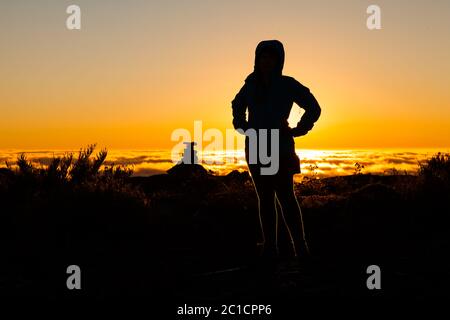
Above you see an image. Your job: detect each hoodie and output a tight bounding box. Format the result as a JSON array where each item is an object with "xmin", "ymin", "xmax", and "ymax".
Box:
[
  {"xmin": 231, "ymin": 39, "xmax": 322, "ymax": 174},
  {"xmin": 251, "ymin": 39, "xmax": 285, "ymax": 78},
  {"xmin": 232, "ymin": 39, "xmax": 321, "ymax": 134}
]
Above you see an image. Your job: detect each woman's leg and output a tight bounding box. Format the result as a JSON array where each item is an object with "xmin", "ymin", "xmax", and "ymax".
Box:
[
  {"xmin": 274, "ymin": 173, "xmax": 310, "ymax": 257},
  {"xmin": 250, "ymin": 172, "xmax": 278, "ymax": 257}
]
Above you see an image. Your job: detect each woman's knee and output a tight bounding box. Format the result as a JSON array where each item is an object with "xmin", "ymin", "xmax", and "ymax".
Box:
[{"xmin": 277, "ymin": 189, "xmax": 297, "ymax": 205}]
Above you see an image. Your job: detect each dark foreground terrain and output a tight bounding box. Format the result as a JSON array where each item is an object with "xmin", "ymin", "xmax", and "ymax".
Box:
[{"xmin": 1, "ymin": 147, "xmax": 449, "ymax": 309}]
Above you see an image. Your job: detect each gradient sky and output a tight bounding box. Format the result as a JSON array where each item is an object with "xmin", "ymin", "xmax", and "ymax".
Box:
[{"xmin": 1, "ymin": 0, "xmax": 450, "ymax": 150}]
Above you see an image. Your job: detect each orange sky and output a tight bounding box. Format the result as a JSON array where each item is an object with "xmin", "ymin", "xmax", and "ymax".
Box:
[{"xmin": 1, "ymin": 0, "xmax": 450, "ymax": 150}]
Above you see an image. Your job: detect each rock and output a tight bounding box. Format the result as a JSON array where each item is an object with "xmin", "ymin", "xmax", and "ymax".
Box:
[{"xmin": 166, "ymin": 163, "xmax": 209, "ymax": 179}]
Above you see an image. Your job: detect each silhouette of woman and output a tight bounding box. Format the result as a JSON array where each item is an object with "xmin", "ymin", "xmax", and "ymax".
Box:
[{"xmin": 231, "ymin": 40, "xmax": 321, "ymax": 259}]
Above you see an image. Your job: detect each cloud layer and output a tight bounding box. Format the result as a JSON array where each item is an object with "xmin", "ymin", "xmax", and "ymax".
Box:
[{"xmin": 1, "ymin": 148, "xmax": 447, "ymax": 178}]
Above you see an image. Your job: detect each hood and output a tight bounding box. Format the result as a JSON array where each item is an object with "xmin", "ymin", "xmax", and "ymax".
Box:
[
  {"xmin": 246, "ymin": 39, "xmax": 285, "ymax": 82},
  {"xmin": 254, "ymin": 39, "xmax": 285, "ymax": 75}
]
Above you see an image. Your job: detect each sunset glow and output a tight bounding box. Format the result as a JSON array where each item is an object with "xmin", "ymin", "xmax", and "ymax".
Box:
[
  {"xmin": 1, "ymin": 0, "xmax": 450, "ymax": 153},
  {"xmin": 2, "ymin": 148, "xmax": 447, "ymax": 181}
]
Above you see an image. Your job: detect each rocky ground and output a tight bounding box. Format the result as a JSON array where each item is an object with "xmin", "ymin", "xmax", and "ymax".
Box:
[{"xmin": 1, "ymin": 160, "xmax": 449, "ymax": 304}]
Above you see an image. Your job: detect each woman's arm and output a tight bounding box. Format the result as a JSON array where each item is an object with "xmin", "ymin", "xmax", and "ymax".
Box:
[
  {"xmin": 231, "ymin": 82, "xmax": 249, "ymax": 133},
  {"xmin": 290, "ymin": 78, "xmax": 321, "ymax": 137}
]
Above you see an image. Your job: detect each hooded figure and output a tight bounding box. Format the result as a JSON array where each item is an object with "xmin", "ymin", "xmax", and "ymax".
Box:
[
  {"xmin": 232, "ymin": 39, "xmax": 321, "ymax": 175},
  {"xmin": 231, "ymin": 40, "xmax": 321, "ymax": 259}
]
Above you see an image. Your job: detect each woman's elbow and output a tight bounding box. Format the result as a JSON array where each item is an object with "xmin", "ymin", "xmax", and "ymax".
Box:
[{"xmin": 316, "ymin": 104, "xmax": 322, "ymax": 119}]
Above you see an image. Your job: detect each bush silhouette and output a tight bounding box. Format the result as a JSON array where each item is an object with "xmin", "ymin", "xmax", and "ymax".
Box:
[
  {"xmin": 1, "ymin": 147, "xmax": 450, "ymax": 298},
  {"xmin": 418, "ymin": 152, "xmax": 450, "ymax": 195}
]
